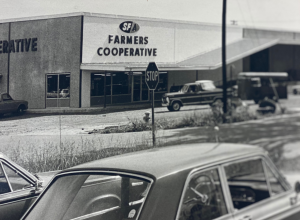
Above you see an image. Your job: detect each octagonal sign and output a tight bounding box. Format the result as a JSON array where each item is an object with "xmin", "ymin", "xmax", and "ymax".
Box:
[{"xmin": 145, "ymin": 62, "xmax": 159, "ymax": 90}]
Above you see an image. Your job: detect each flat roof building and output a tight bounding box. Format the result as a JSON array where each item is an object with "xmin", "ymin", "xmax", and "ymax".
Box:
[{"xmin": 0, "ymin": 12, "xmax": 299, "ymax": 109}]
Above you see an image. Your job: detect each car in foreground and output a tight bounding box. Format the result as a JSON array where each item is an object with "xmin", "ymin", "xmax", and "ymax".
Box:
[
  {"xmin": 0, "ymin": 93, "xmax": 28, "ymax": 116},
  {"xmin": 0, "ymin": 153, "xmax": 57, "ymax": 220},
  {"xmin": 21, "ymin": 143, "xmax": 300, "ymax": 220},
  {"xmin": 162, "ymin": 80, "xmax": 232, "ymax": 111}
]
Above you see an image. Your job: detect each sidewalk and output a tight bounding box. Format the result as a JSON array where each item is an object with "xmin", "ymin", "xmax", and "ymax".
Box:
[{"xmin": 27, "ymin": 102, "xmax": 161, "ymax": 114}]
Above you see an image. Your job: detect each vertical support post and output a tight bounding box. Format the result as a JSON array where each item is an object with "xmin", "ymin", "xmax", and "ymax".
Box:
[
  {"xmin": 152, "ymin": 90, "xmax": 155, "ymax": 146},
  {"xmin": 222, "ymin": 0, "xmax": 227, "ymax": 114},
  {"xmin": 104, "ymin": 71, "xmax": 106, "ymax": 108}
]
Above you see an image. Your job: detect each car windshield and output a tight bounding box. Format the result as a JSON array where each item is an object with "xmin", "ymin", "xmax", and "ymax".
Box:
[
  {"xmin": 181, "ymin": 85, "xmax": 190, "ymax": 93},
  {"xmin": 25, "ymin": 173, "xmax": 152, "ymax": 220}
]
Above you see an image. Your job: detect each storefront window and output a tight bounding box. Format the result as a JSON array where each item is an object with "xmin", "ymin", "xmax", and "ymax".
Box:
[
  {"xmin": 112, "ymin": 72, "xmax": 130, "ymax": 95},
  {"xmin": 156, "ymin": 72, "xmax": 168, "ymax": 92},
  {"xmin": 47, "ymin": 74, "xmax": 70, "ymax": 99},
  {"xmin": 91, "ymin": 73, "xmax": 112, "ymax": 96}
]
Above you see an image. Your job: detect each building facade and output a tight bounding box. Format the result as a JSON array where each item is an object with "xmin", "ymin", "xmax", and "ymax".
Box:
[{"xmin": 0, "ymin": 13, "xmax": 299, "ymax": 109}]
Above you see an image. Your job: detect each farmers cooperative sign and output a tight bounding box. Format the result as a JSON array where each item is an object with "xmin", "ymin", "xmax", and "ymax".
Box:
[
  {"xmin": 0, "ymin": 38, "xmax": 38, "ymax": 53},
  {"xmin": 97, "ymin": 21, "xmax": 157, "ymax": 57}
]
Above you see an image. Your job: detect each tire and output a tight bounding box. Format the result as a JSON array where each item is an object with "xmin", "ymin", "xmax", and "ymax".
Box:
[
  {"xmin": 167, "ymin": 106, "xmax": 173, "ymax": 111},
  {"xmin": 16, "ymin": 105, "xmax": 26, "ymax": 115},
  {"xmin": 171, "ymin": 102, "xmax": 181, "ymax": 111},
  {"xmin": 293, "ymin": 89, "xmax": 298, "ymax": 95}
]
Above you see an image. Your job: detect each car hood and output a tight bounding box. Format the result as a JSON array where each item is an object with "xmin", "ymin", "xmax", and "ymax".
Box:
[{"xmin": 163, "ymin": 92, "xmax": 183, "ymax": 97}]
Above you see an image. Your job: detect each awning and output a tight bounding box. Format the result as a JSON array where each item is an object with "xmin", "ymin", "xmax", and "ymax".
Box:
[
  {"xmin": 177, "ymin": 38, "xmax": 279, "ymax": 69},
  {"xmin": 80, "ymin": 38, "xmax": 279, "ymax": 72}
]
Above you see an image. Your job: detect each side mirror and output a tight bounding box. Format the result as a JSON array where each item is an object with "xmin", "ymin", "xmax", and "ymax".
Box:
[{"xmin": 295, "ymin": 181, "xmax": 300, "ymax": 194}]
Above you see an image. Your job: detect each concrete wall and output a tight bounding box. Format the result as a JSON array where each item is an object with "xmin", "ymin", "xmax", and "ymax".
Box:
[
  {"xmin": 168, "ymin": 70, "xmax": 197, "ymax": 91},
  {"xmin": 0, "ymin": 23, "xmax": 9, "ymax": 94},
  {"xmin": 81, "ymin": 70, "xmax": 91, "ymax": 107},
  {"xmin": 8, "ymin": 16, "xmax": 82, "ymax": 108},
  {"xmin": 82, "ymin": 16, "xmax": 243, "ymax": 65}
]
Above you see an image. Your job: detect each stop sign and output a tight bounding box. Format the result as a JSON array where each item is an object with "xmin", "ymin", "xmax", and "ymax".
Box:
[{"xmin": 145, "ymin": 62, "xmax": 159, "ymax": 90}]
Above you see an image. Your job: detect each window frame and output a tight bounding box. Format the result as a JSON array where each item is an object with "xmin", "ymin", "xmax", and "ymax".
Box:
[
  {"xmin": 176, "ymin": 165, "xmax": 232, "ymax": 220},
  {"xmin": 220, "ymin": 155, "xmax": 291, "ymax": 215},
  {"xmin": 0, "ymin": 160, "xmax": 35, "ymax": 195}
]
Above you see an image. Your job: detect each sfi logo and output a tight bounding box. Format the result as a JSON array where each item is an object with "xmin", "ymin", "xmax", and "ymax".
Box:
[{"xmin": 119, "ymin": 21, "xmax": 140, "ymax": 33}]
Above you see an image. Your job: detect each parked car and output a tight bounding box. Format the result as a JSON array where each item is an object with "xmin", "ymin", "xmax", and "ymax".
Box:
[
  {"xmin": 292, "ymin": 85, "xmax": 300, "ymax": 95},
  {"xmin": 162, "ymin": 80, "xmax": 232, "ymax": 111},
  {"xmin": 21, "ymin": 143, "xmax": 300, "ymax": 220},
  {"xmin": 0, "ymin": 93, "xmax": 28, "ymax": 116},
  {"xmin": 0, "ymin": 152, "xmax": 57, "ymax": 220}
]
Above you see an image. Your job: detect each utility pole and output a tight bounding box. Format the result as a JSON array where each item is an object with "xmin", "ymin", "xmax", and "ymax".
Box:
[{"xmin": 222, "ymin": 0, "xmax": 227, "ymax": 114}]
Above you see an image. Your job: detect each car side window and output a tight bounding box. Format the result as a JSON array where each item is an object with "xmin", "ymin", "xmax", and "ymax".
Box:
[
  {"xmin": 189, "ymin": 85, "xmax": 196, "ymax": 93},
  {"xmin": 264, "ymin": 162, "xmax": 286, "ymax": 195},
  {"xmin": 2, "ymin": 162, "xmax": 32, "ymax": 191},
  {"xmin": 0, "ymin": 162, "xmax": 11, "ymax": 194},
  {"xmin": 178, "ymin": 168, "xmax": 228, "ymax": 220},
  {"xmin": 224, "ymin": 158, "xmax": 270, "ymax": 211},
  {"xmin": 2, "ymin": 94, "xmax": 12, "ymax": 101}
]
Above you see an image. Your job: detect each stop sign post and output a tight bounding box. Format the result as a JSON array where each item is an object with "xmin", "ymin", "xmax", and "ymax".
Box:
[{"xmin": 145, "ymin": 62, "xmax": 159, "ymax": 146}]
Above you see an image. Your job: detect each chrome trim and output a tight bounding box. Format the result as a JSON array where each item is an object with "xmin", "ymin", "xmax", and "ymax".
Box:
[
  {"xmin": 70, "ymin": 206, "xmax": 119, "ymax": 220},
  {"xmin": 22, "ymin": 170, "xmax": 153, "ymax": 220},
  {"xmin": 0, "ymin": 195, "xmax": 38, "ymax": 206}
]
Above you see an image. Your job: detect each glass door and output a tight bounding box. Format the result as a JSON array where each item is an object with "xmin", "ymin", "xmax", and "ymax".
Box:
[{"xmin": 46, "ymin": 74, "xmax": 70, "ymax": 107}]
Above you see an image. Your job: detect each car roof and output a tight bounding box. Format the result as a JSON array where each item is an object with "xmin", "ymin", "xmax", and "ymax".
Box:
[{"xmin": 65, "ymin": 143, "xmax": 265, "ymax": 179}]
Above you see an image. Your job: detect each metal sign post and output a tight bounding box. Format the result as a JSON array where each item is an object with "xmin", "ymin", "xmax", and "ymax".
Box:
[{"xmin": 145, "ymin": 62, "xmax": 159, "ymax": 146}]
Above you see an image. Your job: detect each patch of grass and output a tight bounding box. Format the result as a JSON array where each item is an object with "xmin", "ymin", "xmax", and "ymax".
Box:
[{"xmin": 5, "ymin": 135, "xmax": 168, "ymax": 173}]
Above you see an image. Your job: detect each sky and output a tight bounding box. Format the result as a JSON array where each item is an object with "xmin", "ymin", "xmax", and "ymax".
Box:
[{"xmin": 1, "ymin": 0, "xmax": 300, "ymax": 31}]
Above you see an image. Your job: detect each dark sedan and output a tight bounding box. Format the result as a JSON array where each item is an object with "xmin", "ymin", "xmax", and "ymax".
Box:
[
  {"xmin": 21, "ymin": 143, "xmax": 300, "ymax": 220},
  {"xmin": 0, "ymin": 93, "xmax": 28, "ymax": 116}
]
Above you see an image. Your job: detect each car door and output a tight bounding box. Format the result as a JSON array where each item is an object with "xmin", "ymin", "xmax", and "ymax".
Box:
[
  {"xmin": 177, "ymin": 166, "xmax": 234, "ymax": 220},
  {"xmin": 0, "ymin": 94, "xmax": 15, "ymax": 113},
  {"xmin": 0, "ymin": 160, "xmax": 39, "ymax": 220},
  {"xmin": 222, "ymin": 156, "xmax": 300, "ymax": 220}
]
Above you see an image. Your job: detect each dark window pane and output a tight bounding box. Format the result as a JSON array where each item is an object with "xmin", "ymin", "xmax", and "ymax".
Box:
[
  {"xmin": 179, "ymin": 168, "xmax": 227, "ymax": 220},
  {"xmin": 47, "ymin": 75, "xmax": 58, "ymax": 98},
  {"xmin": 224, "ymin": 159, "xmax": 270, "ymax": 210},
  {"xmin": 91, "ymin": 74, "xmax": 111, "ymax": 96},
  {"xmin": 3, "ymin": 163, "xmax": 32, "ymax": 191},
  {"xmin": 112, "ymin": 73, "xmax": 130, "ymax": 95},
  {"xmin": 58, "ymin": 75, "xmax": 70, "ymax": 98},
  {"xmin": 0, "ymin": 163, "xmax": 10, "ymax": 194},
  {"xmin": 156, "ymin": 73, "xmax": 168, "ymax": 92}
]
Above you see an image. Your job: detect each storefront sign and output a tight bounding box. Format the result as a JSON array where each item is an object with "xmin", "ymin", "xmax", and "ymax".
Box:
[
  {"xmin": 0, "ymin": 38, "xmax": 38, "ymax": 54},
  {"xmin": 119, "ymin": 21, "xmax": 140, "ymax": 33},
  {"xmin": 97, "ymin": 35, "xmax": 157, "ymax": 57}
]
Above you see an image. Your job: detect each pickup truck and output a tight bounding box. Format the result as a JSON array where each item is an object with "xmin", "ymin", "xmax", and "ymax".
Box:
[
  {"xmin": 162, "ymin": 80, "xmax": 232, "ymax": 111},
  {"xmin": 0, "ymin": 93, "xmax": 28, "ymax": 116}
]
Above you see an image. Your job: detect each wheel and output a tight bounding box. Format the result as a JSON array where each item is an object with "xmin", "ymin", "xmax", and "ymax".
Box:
[
  {"xmin": 171, "ymin": 102, "xmax": 181, "ymax": 111},
  {"xmin": 293, "ymin": 89, "xmax": 298, "ymax": 95},
  {"xmin": 167, "ymin": 106, "xmax": 173, "ymax": 111},
  {"xmin": 16, "ymin": 106, "xmax": 26, "ymax": 115}
]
